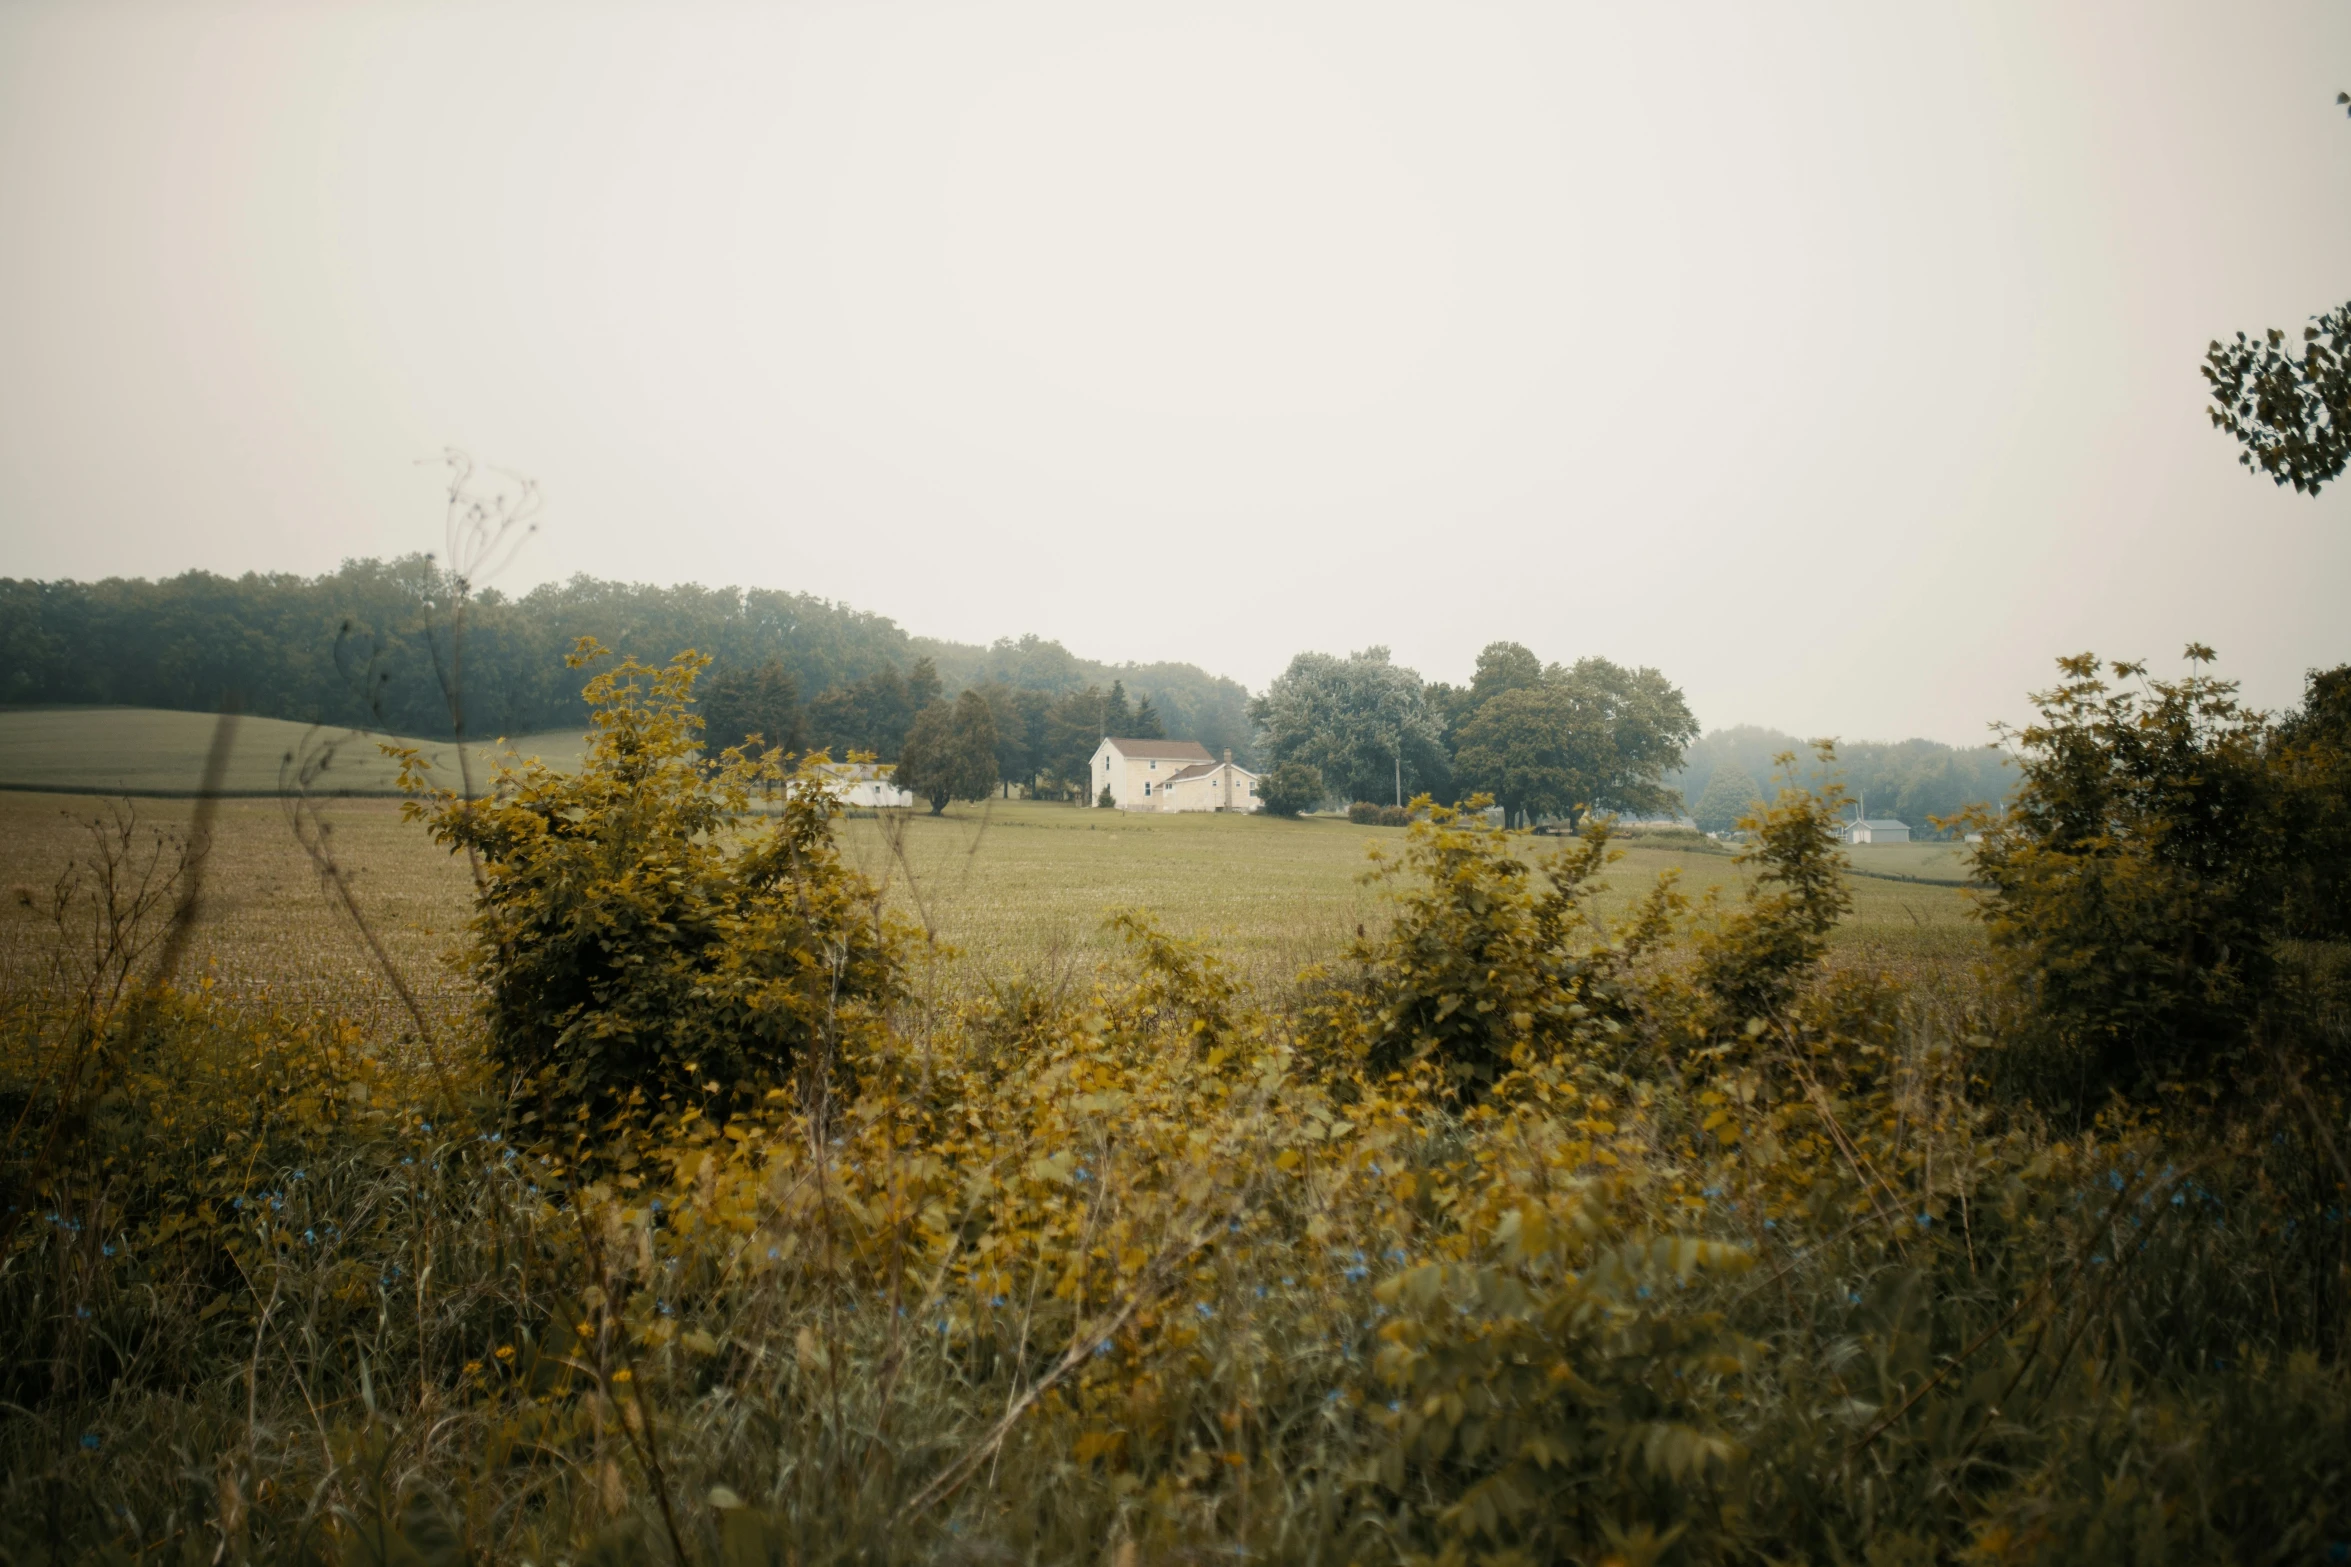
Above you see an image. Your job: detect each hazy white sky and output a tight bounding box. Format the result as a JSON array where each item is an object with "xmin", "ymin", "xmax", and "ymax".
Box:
[{"xmin": 3, "ymin": 0, "xmax": 2347, "ymax": 744}]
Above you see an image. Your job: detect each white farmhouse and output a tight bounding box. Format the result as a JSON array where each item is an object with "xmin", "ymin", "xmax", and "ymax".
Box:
[
  {"xmin": 1845, "ymin": 816, "xmax": 1912, "ymax": 844},
  {"xmin": 1089, "ymin": 738, "xmax": 1261, "ymax": 812}
]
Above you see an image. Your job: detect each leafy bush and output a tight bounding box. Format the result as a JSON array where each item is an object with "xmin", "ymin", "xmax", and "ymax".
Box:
[
  {"xmin": 396, "ymin": 639, "xmax": 905, "ymax": 1129},
  {"xmin": 1964, "ymin": 651, "xmax": 2286, "ymax": 1107},
  {"xmin": 1256, "ymin": 761, "xmax": 1325, "ymax": 817}
]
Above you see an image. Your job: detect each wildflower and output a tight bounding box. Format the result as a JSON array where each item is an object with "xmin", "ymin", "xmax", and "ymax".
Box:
[
  {"xmin": 611, "ymin": 1368, "xmax": 632, "ymax": 1382},
  {"xmin": 79, "ymin": 1434, "xmax": 100, "ymax": 1451},
  {"xmin": 1196, "ymin": 1302, "xmax": 1215, "ymax": 1319},
  {"xmin": 496, "ymin": 1345, "xmax": 516, "ymax": 1360}
]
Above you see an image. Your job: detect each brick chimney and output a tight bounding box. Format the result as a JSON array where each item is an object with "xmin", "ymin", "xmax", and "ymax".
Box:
[{"xmin": 1223, "ymin": 749, "xmax": 1232, "ymax": 764}]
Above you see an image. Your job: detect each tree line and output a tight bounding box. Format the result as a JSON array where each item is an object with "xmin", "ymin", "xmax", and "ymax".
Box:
[
  {"xmin": 0, "ymin": 558, "xmax": 1254, "ymax": 773},
  {"xmin": 1677, "ymin": 726, "xmax": 2017, "ymax": 838}
]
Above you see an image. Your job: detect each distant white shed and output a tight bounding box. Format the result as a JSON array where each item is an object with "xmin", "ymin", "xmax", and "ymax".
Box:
[{"xmin": 1846, "ymin": 817, "xmax": 1911, "ymax": 844}]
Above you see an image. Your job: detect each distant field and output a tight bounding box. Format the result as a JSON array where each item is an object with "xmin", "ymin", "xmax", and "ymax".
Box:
[
  {"xmin": 0, "ymin": 706, "xmax": 585, "ymax": 796},
  {"xmin": 1, "ymin": 779, "xmax": 1985, "ymax": 1030},
  {"xmin": 1840, "ymin": 839, "xmax": 1975, "ymax": 884}
]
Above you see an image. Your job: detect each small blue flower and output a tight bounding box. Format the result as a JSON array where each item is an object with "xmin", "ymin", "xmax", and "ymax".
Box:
[
  {"xmin": 79, "ymin": 1434, "xmax": 100, "ymax": 1451},
  {"xmin": 76, "ymin": 1306, "xmax": 91, "ymax": 1319},
  {"xmin": 1917, "ymin": 1213, "xmax": 1933, "ymax": 1228},
  {"xmin": 100, "ymin": 1245, "xmax": 115, "ymax": 1258},
  {"xmin": 1196, "ymin": 1302, "xmax": 1214, "ymax": 1319}
]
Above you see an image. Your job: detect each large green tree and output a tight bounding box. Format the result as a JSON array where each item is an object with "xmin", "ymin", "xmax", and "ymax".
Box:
[
  {"xmin": 897, "ymin": 690, "xmax": 999, "ymax": 815},
  {"xmin": 1250, "ymin": 647, "xmax": 1447, "ymax": 807},
  {"xmin": 1691, "ymin": 766, "xmax": 1764, "ymax": 835},
  {"xmin": 1452, "ymin": 657, "xmax": 1697, "ymax": 829}
]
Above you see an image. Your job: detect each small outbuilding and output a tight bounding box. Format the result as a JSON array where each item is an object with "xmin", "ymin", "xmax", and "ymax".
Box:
[{"xmin": 1846, "ymin": 816, "xmax": 1912, "ymax": 844}]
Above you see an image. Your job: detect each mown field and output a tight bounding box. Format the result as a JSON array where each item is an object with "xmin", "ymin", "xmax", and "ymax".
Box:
[{"xmin": 1, "ymin": 788, "xmax": 1984, "ymax": 1034}]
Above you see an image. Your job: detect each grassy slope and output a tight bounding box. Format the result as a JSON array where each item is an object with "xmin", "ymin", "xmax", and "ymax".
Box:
[{"xmin": 0, "ymin": 707, "xmax": 584, "ymax": 795}]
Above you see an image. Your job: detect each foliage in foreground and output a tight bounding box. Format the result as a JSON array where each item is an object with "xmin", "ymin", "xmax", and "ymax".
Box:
[{"xmin": 4, "ymin": 658, "xmax": 2350, "ymax": 1566}]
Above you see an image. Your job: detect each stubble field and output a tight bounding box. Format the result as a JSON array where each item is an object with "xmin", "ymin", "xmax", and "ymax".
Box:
[{"xmin": 0, "ymin": 783, "xmax": 1987, "ymax": 1033}]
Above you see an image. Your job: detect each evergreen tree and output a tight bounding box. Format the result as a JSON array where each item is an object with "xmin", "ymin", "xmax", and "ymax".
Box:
[
  {"xmin": 1132, "ymin": 695, "xmax": 1165, "ymax": 739},
  {"xmin": 1044, "ymin": 686, "xmax": 1107, "ymax": 801},
  {"xmin": 1105, "ymin": 680, "xmax": 1133, "ymax": 736},
  {"xmin": 700, "ymin": 658, "xmax": 801, "ymax": 758},
  {"xmin": 978, "ymin": 682, "xmax": 1051, "ymax": 797},
  {"xmin": 906, "ymin": 656, "xmax": 943, "ymax": 712}
]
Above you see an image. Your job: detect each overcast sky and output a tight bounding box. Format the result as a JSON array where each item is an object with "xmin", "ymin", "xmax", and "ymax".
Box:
[{"xmin": 3, "ymin": 0, "xmax": 2348, "ymax": 744}]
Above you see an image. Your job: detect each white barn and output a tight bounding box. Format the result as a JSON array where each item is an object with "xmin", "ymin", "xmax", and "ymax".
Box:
[
  {"xmin": 1089, "ymin": 738, "xmax": 1261, "ymax": 812},
  {"xmin": 1846, "ymin": 816, "xmax": 1912, "ymax": 844},
  {"xmin": 815, "ymin": 760, "xmax": 914, "ymax": 809}
]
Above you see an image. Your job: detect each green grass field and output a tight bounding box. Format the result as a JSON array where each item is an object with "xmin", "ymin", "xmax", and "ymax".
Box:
[{"xmin": 0, "ymin": 706, "xmax": 585, "ymax": 796}]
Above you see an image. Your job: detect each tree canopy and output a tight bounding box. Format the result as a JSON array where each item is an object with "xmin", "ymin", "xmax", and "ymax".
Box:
[
  {"xmin": 1450, "ymin": 656, "xmax": 1698, "ymax": 828},
  {"xmin": 898, "ymin": 690, "xmax": 1000, "ymax": 814},
  {"xmin": 0, "ymin": 559, "xmax": 1253, "ymax": 764},
  {"xmin": 1250, "ymin": 647, "xmax": 1448, "ymax": 807},
  {"xmin": 2202, "ymin": 94, "xmax": 2351, "ymax": 496},
  {"xmin": 1691, "ymin": 766, "xmax": 1765, "ymax": 835}
]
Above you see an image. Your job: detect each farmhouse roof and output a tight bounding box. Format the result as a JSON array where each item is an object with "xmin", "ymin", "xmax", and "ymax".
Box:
[
  {"xmin": 1165, "ymin": 761, "xmax": 1217, "ymax": 782},
  {"xmin": 1105, "ymin": 738, "xmax": 1214, "ymax": 762},
  {"xmin": 1854, "ymin": 817, "xmax": 1909, "ymax": 830}
]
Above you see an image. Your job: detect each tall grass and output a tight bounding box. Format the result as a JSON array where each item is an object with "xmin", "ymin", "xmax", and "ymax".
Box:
[{"xmin": 2, "ymin": 782, "xmax": 2346, "ymax": 1564}]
